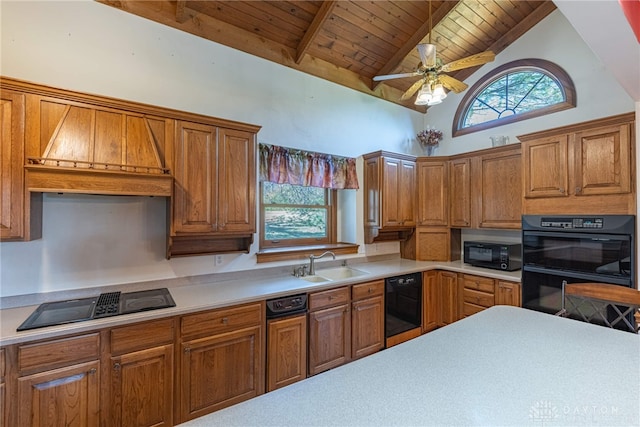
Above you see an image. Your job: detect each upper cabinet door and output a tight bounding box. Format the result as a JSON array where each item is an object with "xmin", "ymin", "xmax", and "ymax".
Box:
[
  {"xmin": 475, "ymin": 146, "xmax": 522, "ymax": 229},
  {"xmin": 398, "ymin": 159, "xmax": 417, "ymax": 227},
  {"xmin": 522, "ymin": 135, "xmax": 569, "ymax": 198},
  {"xmin": 381, "ymin": 157, "xmax": 402, "ymax": 227},
  {"xmin": 0, "ymin": 90, "xmax": 25, "ymax": 240},
  {"xmin": 174, "ymin": 121, "xmax": 218, "ymax": 234},
  {"xmin": 217, "ymin": 128, "xmax": 256, "ymax": 233},
  {"xmin": 449, "ymin": 158, "xmax": 471, "ymax": 228},
  {"xmin": 417, "ymin": 160, "xmax": 448, "ymax": 226},
  {"xmin": 574, "ymin": 123, "xmax": 631, "ymax": 196}
]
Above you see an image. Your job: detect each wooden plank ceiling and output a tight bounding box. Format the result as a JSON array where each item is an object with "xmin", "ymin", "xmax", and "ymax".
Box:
[{"xmin": 97, "ymin": 0, "xmax": 557, "ymax": 112}]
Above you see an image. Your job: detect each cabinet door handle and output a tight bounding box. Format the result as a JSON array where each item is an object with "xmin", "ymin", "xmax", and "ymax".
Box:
[
  {"xmin": 575, "ymin": 186, "xmax": 582, "ymax": 194},
  {"xmin": 113, "ymin": 363, "xmax": 120, "ymax": 371},
  {"xmin": 89, "ymin": 368, "xmax": 97, "ymax": 375},
  {"xmin": 184, "ymin": 347, "xmax": 191, "ymax": 354},
  {"xmin": 221, "ymin": 317, "xmax": 229, "ymax": 324},
  {"xmin": 559, "ymin": 188, "xmax": 565, "ymax": 194},
  {"xmin": 368, "ymin": 287, "xmax": 373, "ymax": 293}
]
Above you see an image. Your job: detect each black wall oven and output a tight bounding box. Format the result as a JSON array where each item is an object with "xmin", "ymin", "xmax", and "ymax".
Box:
[{"xmin": 521, "ymin": 215, "xmax": 635, "ymax": 315}]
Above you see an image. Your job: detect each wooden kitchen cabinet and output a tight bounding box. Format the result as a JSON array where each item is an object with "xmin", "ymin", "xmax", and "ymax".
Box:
[
  {"xmin": 460, "ymin": 274, "xmax": 495, "ymax": 318},
  {"xmin": 403, "ymin": 159, "xmax": 458, "ymax": 262},
  {"xmin": 363, "ymin": 151, "xmax": 417, "ymax": 243},
  {"xmin": 173, "ymin": 121, "xmax": 218, "ymax": 235},
  {"xmin": 267, "ymin": 314, "xmax": 307, "ymax": 392},
  {"xmin": 473, "ymin": 145, "xmax": 522, "ymax": 229},
  {"xmin": 107, "ymin": 318, "xmax": 175, "ymax": 427},
  {"xmin": 422, "ymin": 271, "xmax": 438, "ymax": 333},
  {"xmin": 308, "ymin": 287, "xmax": 351, "ymax": 375},
  {"xmin": 351, "ymin": 280, "xmax": 385, "ymax": 360},
  {"xmin": 170, "ymin": 121, "xmax": 258, "ymax": 257},
  {"xmin": 520, "ymin": 113, "xmax": 635, "ymax": 215},
  {"xmin": 495, "ymin": 280, "xmax": 521, "ymax": 307},
  {"xmin": 0, "ymin": 90, "xmax": 40, "ymax": 241},
  {"xmin": 15, "ymin": 333, "xmax": 101, "ymax": 427},
  {"xmin": 178, "ymin": 302, "xmax": 264, "ymax": 422},
  {"xmin": 437, "ymin": 271, "xmax": 459, "ymax": 326},
  {"xmin": 406, "ymin": 226, "xmax": 461, "ymax": 261},
  {"xmin": 448, "ymin": 157, "xmax": 471, "ymax": 228},
  {"xmin": 416, "ymin": 158, "xmax": 448, "ymax": 226}
]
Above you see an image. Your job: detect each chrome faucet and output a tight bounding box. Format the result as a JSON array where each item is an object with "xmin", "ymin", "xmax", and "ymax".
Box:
[{"xmin": 308, "ymin": 251, "xmax": 336, "ymax": 275}]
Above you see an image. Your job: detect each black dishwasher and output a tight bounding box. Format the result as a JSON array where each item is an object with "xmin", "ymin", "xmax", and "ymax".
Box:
[{"xmin": 385, "ymin": 272, "xmax": 423, "ymax": 339}]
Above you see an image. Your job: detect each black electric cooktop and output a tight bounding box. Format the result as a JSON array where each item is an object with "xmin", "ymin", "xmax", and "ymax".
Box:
[{"xmin": 17, "ymin": 288, "xmax": 176, "ymax": 331}]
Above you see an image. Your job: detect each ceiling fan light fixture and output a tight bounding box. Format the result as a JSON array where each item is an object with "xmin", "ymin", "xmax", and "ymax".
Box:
[
  {"xmin": 427, "ymin": 83, "xmax": 447, "ymax": 105},
  {"xmin": 414, "ymin": 83, "xmax": 433, "ymax": 105}
]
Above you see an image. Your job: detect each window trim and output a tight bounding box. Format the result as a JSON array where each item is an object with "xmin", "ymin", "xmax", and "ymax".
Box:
[
  {"xmin": 259, "ymin": 182, "xmax": 338, "ymax": 250},
  {"xmin": 452, "ymin": 59, "xmax": 576, "ymax": 137}
]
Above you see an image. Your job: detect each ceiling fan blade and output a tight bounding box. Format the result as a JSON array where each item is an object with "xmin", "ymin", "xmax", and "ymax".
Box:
[
  {"xmin": 373, "ymin": 71, "xmax": 420, "ymax": 81},
  {"xmin": 417, "ymin": 43, "xmax": 437, "ymax": 69},
  {"xmin": 400, "ymin": 79, "xmax": 425, "ymax": 101},
  {"xmin": 439, "ymin": 74, "xmax": 468, "ymax": 93},
  {"xmin": 440, "ymin": 51, "xmax": 495, "ymax": 73}
]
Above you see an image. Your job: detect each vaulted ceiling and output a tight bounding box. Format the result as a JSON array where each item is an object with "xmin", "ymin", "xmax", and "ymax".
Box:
[{"xmin": 97, "ymin": 1, "xmax": 557, "ymax": 112}]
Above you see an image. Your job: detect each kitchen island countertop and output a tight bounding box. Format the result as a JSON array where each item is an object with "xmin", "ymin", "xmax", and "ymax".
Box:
[
  {"xmin": 0, "ymin": 258, "xmax": 521, "ymax": 346},
  {"xmin": 177, "ymin": 305, "xmax": 640, "ymax": 427}
]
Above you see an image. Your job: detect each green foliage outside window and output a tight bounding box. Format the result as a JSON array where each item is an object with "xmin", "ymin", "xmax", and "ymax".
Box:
[{"xmin": 262, "ymin": 182, "xmax": 329, "ymax": 241}]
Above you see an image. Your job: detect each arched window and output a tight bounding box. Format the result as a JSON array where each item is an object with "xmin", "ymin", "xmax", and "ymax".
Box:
[{"xmin": 452, "ymin": 59, "xmax": 576, "ymax": 137}]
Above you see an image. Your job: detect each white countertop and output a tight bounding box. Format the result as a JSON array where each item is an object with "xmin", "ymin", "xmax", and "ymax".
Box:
[
  {"xmin": 0, "ymin": 258, "xmax": 521, "ymax": 346},
  {"xmin": 177, "ymin": 306, "xmax": 640, "ymax": 427}
]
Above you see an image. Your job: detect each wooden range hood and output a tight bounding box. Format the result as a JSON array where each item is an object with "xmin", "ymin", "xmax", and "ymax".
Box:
[
  {"xmin": 2, "ymin": 77, "xmax": 173, "ymax": 197},
  {"xmin": 24, "ymin": 103, "xmax": 173, "ymax": 197}
]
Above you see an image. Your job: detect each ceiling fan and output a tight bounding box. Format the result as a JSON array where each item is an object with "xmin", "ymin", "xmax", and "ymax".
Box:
[{"xmin": 373, "ymin": 2, "xmax": 495, "ymax": 106}]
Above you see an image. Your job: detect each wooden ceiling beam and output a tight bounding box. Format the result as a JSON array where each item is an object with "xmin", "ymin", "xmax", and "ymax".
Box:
[
  {"xmin": 175, "ymin": 0, "xmax": 187, "ymax": 24},
  {"xmin": 372, "ymin": 0, "xmax": 460, "ymax": 90},
  {"xmin": 295, "ymin": 1, "xmax": 337, "ymax": 65}
]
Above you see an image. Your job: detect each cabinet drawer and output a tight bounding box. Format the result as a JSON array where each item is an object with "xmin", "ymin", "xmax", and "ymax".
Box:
[
  {"xmin": 181, "ymin": 302, "xmax": 263, "ymax": 338},
  {"xmin": 111, "ymin": 317, "xmax": 175, "ymax": 355},
  {"xmin": 352, "ymin": 280, "xmax": 384, "ymax": 301},
  {"xmin": 309, "ymin": 287, "xmax": 350, "ymax": 311},
  {"xmin": 462, "ymin": 275, "xmax": 495, "ymax": 293},
  {"xmin": 463, "ymin": 302, "xmax": 487, "ymax": 317},
  {"xmin": 463, "ymin": 289, "xmax": 494, "ymax": 308},
  {"xmin": 18, "ymin": 333, "xmax": 100, "ymax": 373}
]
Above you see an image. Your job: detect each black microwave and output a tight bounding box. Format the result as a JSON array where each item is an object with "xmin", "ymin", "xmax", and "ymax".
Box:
[{"xmin": 463, "ymin": 241, "xmax": 522, "ymax": 271}]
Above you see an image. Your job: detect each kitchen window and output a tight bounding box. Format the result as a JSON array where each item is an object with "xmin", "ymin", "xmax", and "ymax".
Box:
[
  {"xmin": 260, "ymin": 182, "xmax": 336, "ymax": 248},
  {"xmin": 256, "ymin": 144, "xmax": 359, "ymax": 262},
  {"xmin": 453, "ymin": 59, "xmax": 576, "ymax": 136}
]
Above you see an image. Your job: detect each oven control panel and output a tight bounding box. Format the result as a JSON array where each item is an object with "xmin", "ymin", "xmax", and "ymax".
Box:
[{"xmin": 540, "ymin": 217, "xmax": 603, "ymax": 229}]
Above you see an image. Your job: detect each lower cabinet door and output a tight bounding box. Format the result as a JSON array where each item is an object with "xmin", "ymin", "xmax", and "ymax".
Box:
[
  {"xmin": 18, "ymin": 360, "xmax": 100, "ymax": 427},
  {"xmin": 180, "ymin": 326, "xmax": 263, "ymax": 422},
  {"xmin": 351, "ymin": 295, "xmax": 384, "ymax": 360},
  {"xmin": 266, "ymin": 315, "xmax": 307, "ymax": 392},
  {"xmin": 109, "ymin": 345, "xmax": 174, "ymax": 427},
  {"xmin": 308, "ymin": 304, "xmax": 350, "ymax": 375}
]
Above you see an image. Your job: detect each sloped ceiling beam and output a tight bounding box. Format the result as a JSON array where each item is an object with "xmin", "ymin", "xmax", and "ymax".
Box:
[{"xmin": 296, "ymin": 1, "xmax": 337, "ymax": 64}]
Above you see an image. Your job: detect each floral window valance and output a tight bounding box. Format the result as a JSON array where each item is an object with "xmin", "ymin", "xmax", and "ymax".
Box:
[{"xmin": 259, "ymin": 144, "xmax": 359, "ymax": 190}]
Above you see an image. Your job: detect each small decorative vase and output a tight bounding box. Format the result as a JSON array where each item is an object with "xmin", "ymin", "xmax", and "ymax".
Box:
[{"xmin": 425, "ymin": 145, "xmax": 436, "ymax": 156}]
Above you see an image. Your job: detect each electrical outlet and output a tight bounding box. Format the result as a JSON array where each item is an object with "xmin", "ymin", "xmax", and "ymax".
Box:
[{"xmin": 215, "ymin": 255, "xmax": 223, "ymax": 265}]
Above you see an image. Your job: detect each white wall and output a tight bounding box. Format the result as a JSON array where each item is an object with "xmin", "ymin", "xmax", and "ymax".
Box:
[{"xmin": 0, "ymin": 2, "xmax": 635, "ymax": 298}]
